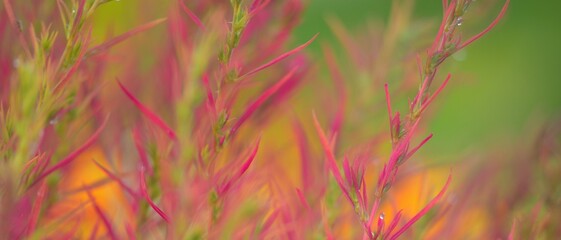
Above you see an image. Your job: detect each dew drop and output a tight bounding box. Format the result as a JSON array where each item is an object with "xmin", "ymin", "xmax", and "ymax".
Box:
[
  {"xmin": 379, "ymin": 213, "xmax": 385, "ymax": 220},
  {"xmin": 456, "ymin": 17, "xmax": 463, "ymax": 26},
  {"xmin": 49, "ymin": 118, "xmax": 58, "ymax": 125},
  {"xmin": 72, "ymin": 9, "xmax": 76, "ymax": 14}
]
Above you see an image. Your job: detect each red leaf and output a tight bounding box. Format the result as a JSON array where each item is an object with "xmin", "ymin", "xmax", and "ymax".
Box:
[
  {"xmin": 405, "ymin": 134, "xmax": 433, "ymax": 160},
  {"xmin": 292, "ymin": 119, "xmax": 313, "ymax": 191},
  {"xmin": 429, "ymin": 1, "xmax": 456, "ymax": 54},
  {"xmin": 71, "ymin": 0, "xmax": 87, "ymax": 37},
  {"xmin": 230, "ymin": 68, "xmax": 297, "ymax": 137},
  {"xmin": 85, "ymin": 187, "xmax": 118, "ymax": 240},
  {"xmin": 2, "ymin": 0, "xmax": 31, "ymax": 56},
  {"xmin": 385, "ymin": 210, "xmax": 403, "ymax": 237},
  {"xmin": 27, "ymin": 182, "xmax": 47, "ymax": 235},
  {"xmin": 295, "ymin": 188, "xmax": 311, "ymax": 211},
  {"xmin": 219, "ymin": 137, "xmax": 260, "ymax": 195},
  {"xmin": 233, "ymin": 136, "xmax": 260, "ymax": 181},
  {"xmin": 418, "ymin": 74, "xmax": 451, "ymax": 115},
  {"xmin": 312, "ymin": 112, "xmax": 349, "ymax": 199},
  {"xmin": 30, "ymin": 116, "xmax": 109, "ymax": 187},
  {"xmin": 260, "ymin": 208, "xmax": 280, "ymax": 237},
  {"xmin": 178, "ymin": 0, "xmax": 205, "ymax": 30},
  {"xmin": 384, "ymin": 83, "xmax": 393, "ymax": 127},
  {"xmin": 132, "ymin": 127, "xmax": 152, "ymax": 175},
  {"xmin": 458, "ymin": 0, "xmax": 510, "ymax": 50},
  {"xmin": 389, "ymin": 173, "xmax": 452, "ymax": 240},
  {"xmin": 139, "ymin": 169, "xmax": 170, "ymax": 223},
  {"xmin": 92, "ymin": 160, "xmax": 138, "ymax": 198},
  {"xmin": 508, "ymin": 220, "xmax": 516, "ymax": 240},
  {"xmin": 240, "ymin": 34, "xmax": 317, "ymax": 79},
  {"xmin": 118, "ymin": 81, "xmax": 177, "ymax": 140},
  {"xmin": 86, "ymin": 18, "xmax": 166, "ymax": 57}
]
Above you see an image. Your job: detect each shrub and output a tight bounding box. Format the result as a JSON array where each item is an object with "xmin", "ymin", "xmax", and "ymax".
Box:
[{"xmin": 0, "ymin": 0, "xmax": 521, "ymax": 239}]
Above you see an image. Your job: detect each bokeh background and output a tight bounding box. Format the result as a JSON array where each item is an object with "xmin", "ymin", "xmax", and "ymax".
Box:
[
  {"xmin": 3, "ymin": 0, "xmax": 558, "ymax": 238},
  {"xmin": 91, "ymin": 0, "xmax": 561, "ymax": 159},
  {"xmin": 294, "ymin": 0, "xmax": 561, "ymax": 158}
]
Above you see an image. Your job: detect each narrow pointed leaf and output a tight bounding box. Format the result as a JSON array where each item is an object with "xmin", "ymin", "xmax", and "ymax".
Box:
[
  {"xmin": 230, "ymin": 69, "xmax": 296, "ymax": 137},
  {"xmin": 118, "ymin": 81, "xmax": 177, "ymax": 140},
  {"xmin": 92, "ymin": 160, "xmax": 138, "ymax": 198},
  {"xmin": 132, "ymin": 127, "xmax": 152, "ymax": 175},
  {"xmin": 390, "ymin": 174, "xmax": 452, "ymax": 240},
  {"xmin": 405, "ymin": 134, "xmax": 433, "ymax": 160},
  {"xmin": 459, "ymin": 0, "xmax": 510, "ymax": 50},
  {"xmin": 240, "ymin": 34, "xmax": 317, "ymax": 78},
  {"xmin": 139, "ymin": 169, "xmax": 170, "ymax": 223},
  {"xmin": 86, "ymin": 18, "xmax": 166, "ymax": 57},
  {"xmin": 30, "ymin": 116, "xmax": 109, "ymax": 187},
  {"xmin": 85, "ymin": 188, "xmax": 118, "ymax": 240},
  {"xmin": 312, "ymin": 112, "xmax": 349, "ymax": 199},
  {"xmin": 178, "ymin": 0, "xmax": 205, "ymax": 30},
  {"xmin": 295, "ymin": 188, "xmax": 311, "ymax": 210},
  {"xmin": 219, "ymin": 137, "xmax": 260, "ymax": 195},
  {"xmin": 385, "ymin": 210, "xmax": 403, "ymax": 237},
  {"xmin": 508, "ymin": 220, "xmax": 516, "ymax": 240},
  {"xmin": 418, "ymin": 74, "xmax": 451, "ymax": 114}
]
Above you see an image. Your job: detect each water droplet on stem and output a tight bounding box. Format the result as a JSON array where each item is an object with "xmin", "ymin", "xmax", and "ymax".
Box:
[{"xmin": 456, "ymin": 17, "xmax": 463, "ymax": 26}]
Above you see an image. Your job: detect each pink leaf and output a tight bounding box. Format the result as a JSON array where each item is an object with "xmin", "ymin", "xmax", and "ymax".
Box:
[
  {"xmin": 92, "ymin": 160, "xmax": 139, "ymax": 198},
  {"xmin": 259, "ymin": 208, "xmax": 280, "ymax": 237},
  {"xmin": 88, "ymin": 221, "xmax": 100, "ymax": 240},
  {"xmin": 118, "ymin": 81, "xmax": 177, "ymax": 140},
  {"xmin": 86, "ymin": 18, "xmax": 166, "ymax": 57},
  {"xmin": 230, "ymin": 68, "xmax": 297, "ymax": 137},
  {"xmin": 418, "ymin": 74, "xmax": 451, "ymax": 115},
  {"xmin": 384, "ymin": 83, "xmax": 393, "ymax": 127},
  {"xmin": 508, "ymin": 220, "xmax": 516, "ymax": 240},
  {"xmin": 30, "ymin": 116, "xmax": 109, "ymax": 187},
  {"xmin": 219, "ymin": 137, "xmax": 261, "ymax": 195},
  {"xmin": 2, "ymin": 0, "xmax": 31, "ymax": 56},
  {"xmin": 295, "ymin": 188, "xmax": 311, "ymax": 211},
  {"xmin": 233, "ymin": 136, "xmax": 261, "ymax": 181},
  {"xmin": 202, "ymin": 74, "xmax": 216, "ymax": 117},
  {"xmin": 377, "ymin": 213, "xmax": 385, "ymax": 237},
  {"xmin": 312, "ymin": 112, "xmax": 349, "ymax": 199},
  {"xmin": 178, "ymin": 0, "xmax": 205, "ymax": 30},
  {"xmin": 240, "ymin": 34, "xmax": 317, "ymax": 79},
  {"xmin": 429, "ymin": 1, "xmax": 456, "ymax": 54},
  {"xmin": 85, "ymin": 187, "xmax": 118, "ymax": 240},
  {"xmin": 27, "ymin": 182, "xmax": 47, "ymax": 235},
  {"xmin": 405, "ymin": 134, "xmax": 433, "ymax": 160},
  {"xmin": 71, "ymin": 0, "xmax": 86, "ymax": 37},
  {"xmin": 389, "ymin": 173, "xmax": 452, "ymax": 240},
  {"xmin": 132, "ymin": 127, "xmax": 152, "ymax": 175},
  {"xmin": 385, "ymin": 210, "xmax": 403, "ymax": 237},
  {"xmin": 458, "ymin": 0, "xmax": 510, "ymax": 50},
  {"xmin": 139, "ymin": 169, "xmax": 170, "ymax": 223},
  {"xmin": 292, "ymin": 119, "xmax": 313, "ymax": 191}
]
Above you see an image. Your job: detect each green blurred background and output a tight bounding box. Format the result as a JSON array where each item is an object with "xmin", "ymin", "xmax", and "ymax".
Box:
[
  {"xmin": 92, "ymin": 0, "xmax": 561, "ymax": 159},
  {"xmin": 295, "ymin": 0, "xmax": 561, "ymax": 157}
]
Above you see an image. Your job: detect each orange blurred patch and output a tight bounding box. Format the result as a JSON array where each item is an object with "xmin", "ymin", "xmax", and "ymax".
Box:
[
  {"xmin": 377, "ymin": 167, "xmax": 490, "ymax": 239},
  {"xmin": 380, "ymin": 168, "xmax": 448, "ymax": 219},
  {"xmin": 44, "ymin": 146, "xmax": 133, "ymax": 238}
]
